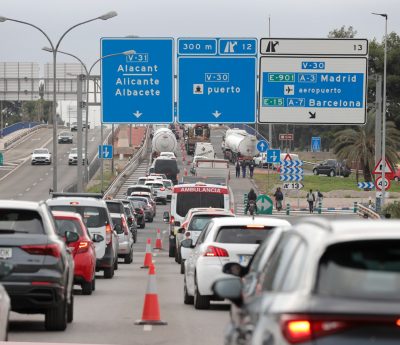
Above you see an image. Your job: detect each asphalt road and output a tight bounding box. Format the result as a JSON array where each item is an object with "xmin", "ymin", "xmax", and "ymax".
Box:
[
  {"xmin": 6, "ymin": 125, "xmax": 358, "ymax": 345},
  {"xmin": 0, "ymin": 126, "xmax": 106, "ymax": 201}
]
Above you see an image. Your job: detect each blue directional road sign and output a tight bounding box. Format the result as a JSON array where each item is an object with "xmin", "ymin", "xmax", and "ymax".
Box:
[
  {"xmin": 357, "ymin": 182, "xmax": 375, "ymax": 189},
  {"xmin": 311, "ymin": 137, "xmax": 321, "ymax": 152},
  {"xmin": 280, "ymin": 174, "xmax": 304, "ymax": 182},
  {"xmin": 281, "ymin": 160, "xmax": 303, "ymax": 167},
  {"xmin": 257, "ymin": 140, "xmax": 269, "ymax": 153},
  {"xmin": 101, "ymin": 38, "xmax": 174, "ymax": 124},
  {"xmin": 266, "ymin": 149, "xmax": 281, "ymax": 163},
  {"xmin": 280, "ymin": 167, "xmax": 304, "ymax": 174},
  {"xmin": 177, "ymin": 38, "xmax": 257, "ymax": 123},
  {"xmin": 98, "ymin": 145, "xmax": 113, "ymax": 159}
]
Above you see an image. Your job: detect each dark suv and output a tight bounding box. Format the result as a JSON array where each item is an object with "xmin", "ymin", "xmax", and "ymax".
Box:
[
  {"xmin": 313, "ymin": 159, "xmax": 351, "ymax": 177},
  {"xmin": 0, "ymin": 200, "xmax": 75, "ymax": 331}
]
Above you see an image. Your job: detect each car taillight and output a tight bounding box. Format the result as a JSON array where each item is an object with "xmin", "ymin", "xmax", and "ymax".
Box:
[
  {"xmin": 160, "ymin": 187, "xmax": 165, "ymax": 191},
  {"xmin": 170, "ymin": 216, "xmax": 175, "ymax": 225},
  {"xmin": 77, "ymin": 241, "xmax": 90, "ymax": 253},
  {"xmin": 139, "ymin": 209, "xmax": 144, "ymax": 214},
  {"xmin": 281, "ymin": 316, "xmax": 353, "ymax": 344},
  {"xmin": 121, "ymin": 217, "xmax": 129, "ymax": 235},
  {"xmin": 21, "ymin": 244, "xmax": 61, "ymax": 258},
  {"xmin": 105, "ymin": 223, "xmax": 112, "ymax": 244},
  {"xmin": 203, "ymin": 245, "xmax": 228, "ymax": 257}
]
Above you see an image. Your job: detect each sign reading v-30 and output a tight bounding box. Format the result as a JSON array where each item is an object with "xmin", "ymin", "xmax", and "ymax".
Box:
[
  {"xmin": 101, "ymin": 38, "xmax": 174, "ymax": 123},
  {"xmin": 177, "ymin": 38, "xmax": 257, "ymax": 123}
]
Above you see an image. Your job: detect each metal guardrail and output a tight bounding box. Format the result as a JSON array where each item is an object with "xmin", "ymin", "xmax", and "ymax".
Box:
[
  {"xmin": 357, "ymin": 203, "xmax": 381, "ymax": 219},
  {"xmin": 3, "ymin": 124, "xmax": 47, "ymax": 149},
  {"xmin": 103, "ymin": 127, "xmax": 150, "ymax": 198}
]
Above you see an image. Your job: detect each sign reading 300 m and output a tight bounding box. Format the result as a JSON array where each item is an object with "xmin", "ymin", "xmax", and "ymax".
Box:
[
  {"xmin": 101, "ymin": 38, "xmax": 174, "ymax": 124},
  {"xmin": 259, "ymin": 38, "xmax": 368, "ymax": 125}
]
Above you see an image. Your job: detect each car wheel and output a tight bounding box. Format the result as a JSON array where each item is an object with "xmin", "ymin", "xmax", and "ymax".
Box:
[
  {"xmin": 141, "ymin": 222, "xmax": 145, "ymax": 229},
  {"xmin": 148, "ymin": 217, "xmax": 153, "ymax": 223},
  {"xmin": 184, "ymin": 277, "xmax": 194, "ymax": 305},
  {"xmin": 329, "ymin": 170, "xmax": 336, "ymax": 177},
  {"xmin": 180, "ymin": 260, "xmax": 185, "ymax": 274},
  {"xmin": 45, "ymin": 299, "xmax": 67, "ymax": 331},
  {"xmin": 114, "ymin": 258, "xmax": 118, "ymax": 270},
  {"xmin": 91, "ymin": 277, "xmax": 96, "ymax": 291},
  {"xmin": 67, "ymin": 294, "xmax": 73, "ymax": 323},
  {"xmin": 104, "ymin": 266, "xmax": 114, "ymax": 279},
  {"xmin": 134, "ymin": 233, "xmax": 137, "ymax": 243},
  {"xmin": 163, "ymin": 199, "xmax": 167, "ymax": 205},
  {"xmin": 313, "ymin": 169, "xmax": 319, "ymax": 175},
  {"xmin": 175, "ymin": 246, "xmax": 181, "ymax": 264},
  {"xmin": 258, "ymin": 162, "xmax": 263, "ymax": 168},
  {"xmin": 194, "ymin": 277, "xmax": 210, "ymax": 310},
  {"xmin": 81, "ymin": 280, "xmax": 92, "ymax": 295},
  {"xmin": 124, "ymin": 252, "xmax": 132, "ymax": 264},
  {"xmin": 169, "ymin": 242, "xmax": 175, "ymax": 258}
]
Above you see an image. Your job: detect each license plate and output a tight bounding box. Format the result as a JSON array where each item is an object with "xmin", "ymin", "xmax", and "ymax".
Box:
[
  {"xmin": 0, "ymin": 248, "xmax": 12, "ymax": 259},
  {"xmin": 239, "ymin": 254, "xmax": 251, "ymax": 266}
]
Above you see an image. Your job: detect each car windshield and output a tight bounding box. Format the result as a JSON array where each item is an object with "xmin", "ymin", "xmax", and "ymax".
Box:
[
  {"xmin": 54, "ymin": 218, "xmax": 84, "ymax": 236},
  {"xmin": 317, "ymin": 240, "xmax": 400, "ymax": 300},
  {"xmin": 189, "ymin": 214, "xmax": 233, "ymax": 231},
  {"xmin": 33, "ymin": 149, "xmax": 48, "ymax": 154},
  {"xmin": 70, "ymin": 148, "xmax": 77, "ymax": 154},
  {"xmin": 163, "ymin": 180, "xmax": 172, "ymax": 188},
  {"xmin": 128, "ymin": 197, "xmax": 149, "ymax": 205},
  {"xmin": 60, "ymin": 132, "xmax": 70, "ymax": 136},
  {"xmin": 146, "ymin": 183, "xmax": 163, "ymax": 188},
  {"xmin": 0, "ymin": 209, "xmax": 44, "ymax": 234},
  {"xmin": 49, "ymin": 206, "xmax": 107, "ymax": 228},
  {"xmin": 176, "ymin": 193, "xmax": 224, "ymax": 217},
  {"xmin": 215, "ymin": 226, "xmax": 274, "ymax": 244},
  {"xmin": 106, "ymin": 202, "xmax": 123, "ymax": 214}
]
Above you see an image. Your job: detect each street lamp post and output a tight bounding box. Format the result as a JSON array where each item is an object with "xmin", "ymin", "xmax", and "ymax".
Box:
[
  {"xmin": 372, "ymin": 12, "xmax": 388, "ymax": 208},
  {"xmin": 43, "ymin": 48, "xmax": 135, "ymax": 191},
  {"xmin": 0, "ymin": 11, "xmax": 117, "ymax": 192}
]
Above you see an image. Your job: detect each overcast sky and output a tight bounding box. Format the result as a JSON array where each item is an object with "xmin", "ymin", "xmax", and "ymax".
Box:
[{"xmin": 0, "ymin": 0, "xmax": 399, "ymax": 73}]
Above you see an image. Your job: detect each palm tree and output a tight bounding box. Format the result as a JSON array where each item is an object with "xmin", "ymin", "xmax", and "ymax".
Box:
[{"xmin": 333, "ymin": 112, "xmax": 400, "ymax": 182}]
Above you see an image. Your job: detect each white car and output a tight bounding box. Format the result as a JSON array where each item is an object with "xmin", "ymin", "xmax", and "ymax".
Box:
[
  {"xmin": 31, "ymin": 148, "xmax": 52, "ymax": 165},
  {"xmin": 159, "ymin": 151, "xmax": 176, "ymax": 159},
  {"xmin": 68, "ymin": 148, "xmax": 88, "ymax": 165},
  {"xmin": 145, "ymin": 180, "xmax": 168, "ymax": 205},
  {"xmin": 162, "ymin": 179, "xmax": 173, "ymax": 201},
  {"xmin": 183, "ymin": 216, "xmax": 290, "ymax": 309}
]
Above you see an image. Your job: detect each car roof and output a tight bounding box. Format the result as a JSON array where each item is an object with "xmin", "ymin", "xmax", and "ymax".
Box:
[
  {"xmin": 0, "ymin": 200, "xmax": 41, "ymax": 211},
  {"xmin": 295, "ymin": 219, "xmax": 400, "ymax": 244},
  {"xmin": 109, "ymin": 212, "xmax": 124, "ymax": 217},
  {"xmin": 47, "ymin": 197, "xmax": 107, "ymax": 207},
  {"xmin": 187, "ymin": 207, "xmax": 231, "ymax": 214},
  {"xmin": 209, "ymin": 216, "xmax": 291, "ymax": 227}
]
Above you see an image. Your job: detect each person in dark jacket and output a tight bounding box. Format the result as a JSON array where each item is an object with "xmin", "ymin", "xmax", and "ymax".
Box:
[
  {"xmin": 245, "ymin": 188, "xmax": 257, "ymax": 214},
  {"xmin": 235, "ymin": 160, "xmax": 241, "ymax": 178},
  {"xmin": 249, "ymin": 160, "xmax": 255, "ymax": 178},
  {"xmin": 241, "ymin": 160, "xmax": 247, "ymax": 178}
]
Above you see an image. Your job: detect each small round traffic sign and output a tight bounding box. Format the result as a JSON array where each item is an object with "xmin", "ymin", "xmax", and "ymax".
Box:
[
  {"xmin": 256, "ymin": 140, "xmax": 269, "ymax": 153},
  {"xmin": 375, "ymin": 176, "xmax": 391, "ymax": 191}
]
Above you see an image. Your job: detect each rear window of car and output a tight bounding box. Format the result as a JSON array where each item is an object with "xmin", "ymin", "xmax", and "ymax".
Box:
[
  {"xmin": 55, "ymin": 219, "xmax": 84, "ymax": 236},
  {"xmin": 49, "ymin": 206, "xmax": 108, "ymax": 228},
  {"xmin": 317, "ymin": 240, "xmax": 400, "ymax": 300},
  {"xmin": 127, "ymin": 186, "xmax": 151, "ymax": 196},
  {"xmin": 163, "ymin": 180, "xmax": 172, "ymax": 188},
  {"xmin": 129, "ymin": 197, "xmax": 148, "ymax": 204},
  {"xmin": 106, "ymin": 202, "xmax": 123, "ymax": 214},
  {"xmin": 215, "ymin": 226, "xmax": 274, "ymax": 244},
  {"xmin": 0, "ymin": 209, "xmax": 44, "ymax": 234},
  {"xmin": 147, "ymin": 183, "xmax": 163, "ymax": 188},
  {"xmin": 189, "ymin": 214, "xmax": 233, "ymax": 231}
]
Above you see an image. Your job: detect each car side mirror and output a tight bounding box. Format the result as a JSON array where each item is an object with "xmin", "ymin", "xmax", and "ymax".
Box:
[
  {"xmin": 92, "ymin": 234, "xmax": 104, "ymax": 243},
  {"xmin": 222, "ymin": 262, "xmax": 246, "ymax": 277},
  {"xmin": 212, "ymin": 278, "xmax": 243, "ymax": 306},
  {"xmin": 163, "ymin": 211, "xmax": 170, "ymax": 223},
  {"xmin": 177, "ymin": 227, "xmax": 185, "ymax": 234},
  {"xmin": 181, "ymin": 238, "xmax": 193, "ymax": 248},
  {"xmin": 65, "ymin": 231, "xmax": 79, "ymax": 245}
]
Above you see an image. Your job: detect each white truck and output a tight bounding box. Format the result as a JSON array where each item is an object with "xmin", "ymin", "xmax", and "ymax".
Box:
[
  {"xmin": 151, "ymin": 128, "xmax": 177, "ymax": 161},
  {"xmin": 194, "ymin": 158, "xmax": 230, "ymax": 184},
  {"xmin": 194, "ymin": 142, "xmax": 215, "ymax": 159},
  {"xmin": 222, "ymin": 129, "xmax": 258, "ymax": 163}
]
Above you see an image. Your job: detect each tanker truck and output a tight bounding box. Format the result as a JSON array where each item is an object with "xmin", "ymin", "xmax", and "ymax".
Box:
[
  {"xmin": 222, "ymin": 129, "xmax": 258, "ymax": 163},
  {"xmin": 151, "ymin": 127, "xmax": 177, "ymax": 161}
]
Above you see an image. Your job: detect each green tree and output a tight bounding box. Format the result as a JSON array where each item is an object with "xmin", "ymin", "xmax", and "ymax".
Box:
[
  {"xmin": 328, "ymin": 25, "xmax": 357, "ymax": 38},
  {"xmin": 333, "ymin": 112, "xmax": 400, "ymax": 182}
]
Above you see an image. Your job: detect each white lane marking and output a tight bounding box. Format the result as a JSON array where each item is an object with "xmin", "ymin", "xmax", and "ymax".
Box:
[
  {"xmin": 45, "ymin": 172, "xmax": 49, "ymax": 176},
  {"xmin": 31, "ymin": 138, "xmax": 41, "ymax": 141},
  {"xmin": 32, "ymin": 182, "xmax": 37, "ymax": 186},
  {"xmin": 39, "ymin": 178, "xmax": 43, "ymax": 181},
  {"xmin": 18, "ymin": 193, "xmax": 23, "ymax": 197},
  {"xmin": 153, "ymin": 253, "xmax": 157, "ymax": 257},
  {"xmin": 25, "ymin": 188, "xmax": 30, "ymax": 192},
  {"xmin": 143, "ymin": 325, "xmax": 152, "ymax": 331}
]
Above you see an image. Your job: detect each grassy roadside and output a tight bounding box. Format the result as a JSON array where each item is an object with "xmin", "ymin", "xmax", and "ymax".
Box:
[
  {"xmin": 86, "ymin": 171, "xmax": 114, "ymax": 193},
  {"xmin": 254, "ymin": 172, "xmax": 400, "ymax": 193}
]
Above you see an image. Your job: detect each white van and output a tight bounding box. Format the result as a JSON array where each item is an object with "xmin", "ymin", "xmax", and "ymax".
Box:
[
  {"xmin": 194, "ymin": 142, "xmax": 215, "ymax": 159},
  {"xmin": 163, "ymin": 182, "xmax": 232, "ymax": 259}
]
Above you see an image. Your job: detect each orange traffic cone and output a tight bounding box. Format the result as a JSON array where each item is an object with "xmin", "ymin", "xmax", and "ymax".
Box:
[
  {"xmin": 135, "ymin": 264, "xmax": 167, "ymax": 325},
  {"xmin": 154, "ymin": 228, "xmax": 163, "ymax": 250},
  {"xmin": 141, "ymin": 238, "xmax": 153, "ymax": 268}
]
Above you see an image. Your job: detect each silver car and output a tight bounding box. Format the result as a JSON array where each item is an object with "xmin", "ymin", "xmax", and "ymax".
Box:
[{"xmin": 110, "ymin": 213, "xmax": 134, "ymax": 264}]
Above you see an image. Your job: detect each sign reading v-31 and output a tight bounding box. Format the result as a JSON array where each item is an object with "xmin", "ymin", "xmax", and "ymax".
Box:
[
  {"xmin": 177, "ymin": 38, "xmax": 257, "ymax": 123},
  {"xmin": 101, "ymin": 38, "xmax": 174, "ymax": 123}
]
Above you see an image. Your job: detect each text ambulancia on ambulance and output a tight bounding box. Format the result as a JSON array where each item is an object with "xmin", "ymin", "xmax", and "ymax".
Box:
[{"xmin": 163, "ymin": 182, "xmax": 232, "ymax": 258}]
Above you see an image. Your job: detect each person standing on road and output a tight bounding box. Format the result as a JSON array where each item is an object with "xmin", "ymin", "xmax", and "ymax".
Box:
[
  {"xmin": 306, "ymin": 189, "xmax": 315, "ymax": 213},
  {"xmin": 273, "ymin": 187, "xmax": 284, "ymax": 211},
  {"xmin": 241, "ymin": 160, "xmax": 247, "ymax": 178},
  {"xmin": 235, "ymin": 160, "xmax": 241, "ymax": 178},
  {"xmin": 249, "ymin": 160, "xmax": 255, "ymax": 178},
  {"xmin": 315, "ymin": 189, "xmax": 323, "ymax": 209}
]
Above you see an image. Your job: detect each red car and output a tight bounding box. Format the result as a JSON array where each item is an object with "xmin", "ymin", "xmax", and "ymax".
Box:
[{"xmin": 52, "ymin": 211, "xmax": 98, "ymax": 295}]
